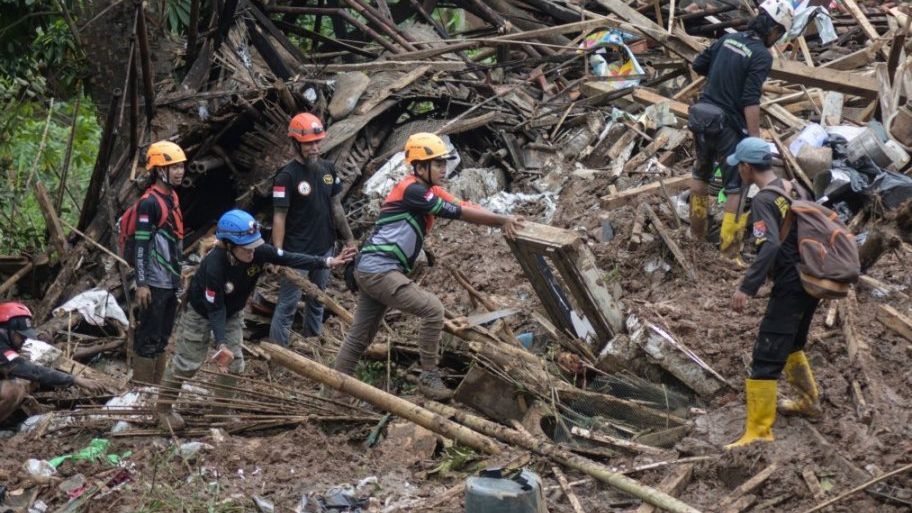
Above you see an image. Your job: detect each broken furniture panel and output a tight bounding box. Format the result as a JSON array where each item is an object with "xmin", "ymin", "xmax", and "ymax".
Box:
[{"xmin": 506, "ymin": 222, "xmax": 624, "ymax": 357}]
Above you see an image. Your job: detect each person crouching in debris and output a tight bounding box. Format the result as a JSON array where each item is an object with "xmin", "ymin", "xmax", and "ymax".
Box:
[
  {"xmin": 155, "ymin": 209, "xmax": 355, "ymax": 430},
  {"xmin": 726, "ymin": 138, "xmax": 821, "ymax": 449},
  {"xmin": 269, "ymin": 113, "xmax": 356, "ymax": 346},
  {"xmin": 0, "ymin": 303, "xmax": 106, "ymax": 423},
  {"xmin": 687, "ymin": 0, "xmax": 793, "ymax": 266},
  {"xmin": 332, "ymin": 133, "xmax": 524, "ymax": 400},
  {"xmin": 124, "ymin": 141, "xmax": 186, "ymax": 386}
]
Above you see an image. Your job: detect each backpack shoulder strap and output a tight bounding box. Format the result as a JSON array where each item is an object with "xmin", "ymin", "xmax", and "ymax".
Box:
[
  {"xmin": 145, "ymin": 187, "xmax": 173, "ymax": 228},
  {"xmin": 758, "ymin": 181, "xmax": 796, "ymax": 243}
]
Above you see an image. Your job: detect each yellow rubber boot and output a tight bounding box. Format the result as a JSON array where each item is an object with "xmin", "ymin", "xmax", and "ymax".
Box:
[
  {"xmin": 720, "ymin": 212, "xmax": 748, "ymax": 268},
  {"xmin": 689, "ymin": 194, "xmax": 710, "ymax": 240},
  {"xmin": 725, "ymin": 379, "xmax": 777, "ymax": 450},
  {"xmin": 779, "ymin": 351, "xmax": 821, "ymax": 417}
]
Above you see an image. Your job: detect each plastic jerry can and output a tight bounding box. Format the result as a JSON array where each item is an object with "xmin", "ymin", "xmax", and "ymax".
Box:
[{"xmin": 465, "ymin": 468, "xmax": 548, "ymax": 513}]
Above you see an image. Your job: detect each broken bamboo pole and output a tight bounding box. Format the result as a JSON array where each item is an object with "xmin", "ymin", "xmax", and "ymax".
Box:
[
  {"xmin": 134, "ymin": 0, "xmax": 155, "ymax": 122},
  {"xmin": 423, "ymin": 401, "xmax": 702, "ymax": 513},
  {"xmin": 260, "ymin": 342, "xmax": 503, "ymax": 454},
  {"xmin": 278, "ymin": 267, "xmax": 352, "ymax": 323},
  {"xmin": 800, "ymin": 462, "xmax": 912, "ymax": 513}
]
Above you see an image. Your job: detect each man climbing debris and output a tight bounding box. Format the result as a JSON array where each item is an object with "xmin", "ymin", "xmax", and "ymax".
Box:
[
  {"xmin": 687, "ymin": 0, "xmax": 793, "ymax": 265},
  {"xmin": 155, "ymin": 209, "xmax": 355, "ymax": 430},
  {"xmin": 269, "ymin": 113, "xmax": 355, "ymax": 345},
  {"xmin": 0, "ymin": 303, "xmax": 105, "ymax": 423},
  {"xmin": 726, "ymin": 137, "xmax": 822, "ymax": 450},
  {"xmin": 332, "ymin": 133, "xmax": 523, "ymax": 400},
  {"xmin": 126, "ymin": 141, "xmax": 186, "ymax": 385}
]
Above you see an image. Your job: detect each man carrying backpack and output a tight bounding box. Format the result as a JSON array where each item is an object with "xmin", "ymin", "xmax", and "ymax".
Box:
[
  {"xmin": 128, "ymin": 141, "xmax": 186, "ymax": 385},
  {"xmin": 688, "ymin": 0, "xmax": 793, "ymax": 265},
  {"xmin": 155, "ymin": 209, "xmax": 355, "ymax": 430},
  {"xmin": 269, "ymin": 113, "xmax": 355, "ymax": 346},
  {"xmin": 726, "ymin": 137, "xmax": 822, "ymax": 449}
]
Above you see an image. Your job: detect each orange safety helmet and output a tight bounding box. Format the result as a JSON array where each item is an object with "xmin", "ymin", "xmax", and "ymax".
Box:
[
  {"xmin": 288, "ymin": 113, "xmax": 326, "ymax": 143},
  {"xmin": 145, "ymin": 141, "xmax": 187, "ymax": 171},
  {"xmin": 404, "ymin": 133, "xmax": 455, "ymax": 165}
]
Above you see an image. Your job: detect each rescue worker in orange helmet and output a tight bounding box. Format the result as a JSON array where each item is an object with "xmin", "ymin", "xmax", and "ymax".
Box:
[
  {"xmin": 130, "ymin": 140, "xmax": 186, "ymax": 385},
  {"xmin": 333, "ymin": 133, "xmax": 524, "ymax": 400},
  {"xmin": 0, "ymin": 303, "xmax": 105, "ymax": 423},
  {"xmin": 269, "ymin": 113, "xmax": 356, "ymax": 345}
]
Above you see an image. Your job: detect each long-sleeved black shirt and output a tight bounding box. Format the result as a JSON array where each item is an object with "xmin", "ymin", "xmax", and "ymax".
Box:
[
  {"xmin": 740, "ymin": 179, "xmax": 802, "ymax": 296},
  {"xmin": 692, "ymin": 32, "xmax": 772, "ymax": 132},
  {"xmin": 0, "ymin": 330, "xmax": 74, "ymax": 388},
  {"xmin": 188, "ymin": 244, "xmax": 328, "ymax": 343}
]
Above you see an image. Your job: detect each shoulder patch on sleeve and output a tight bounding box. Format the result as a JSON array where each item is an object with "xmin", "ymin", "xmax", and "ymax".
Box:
[
  {"xmin": 4, "ymin": 349, "xmax": 19, "ymax": 362},
  {"xmin": 424, "ymin": 190, "xmax": 435, "ymax": 201},
  {"xmin": 752, "ymin": 220, "xmax": 767, "ymax": 239},
  {"xmin": 272, "ymin": 185, "xmax": 287, "ymax": 198}
]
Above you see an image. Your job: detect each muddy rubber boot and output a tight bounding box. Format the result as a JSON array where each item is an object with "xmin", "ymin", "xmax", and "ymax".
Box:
[
  {"xmin": 155, "ymin": 367, "xmax": 193, "ymax": 431},
  {"xmin": 725, "ymin": 379, "xmax": 777, "ymax": 450},
  {"xmin": 778, "ymin": 351, "xmax": 821, "ymax": 417},
  {"xmin": 689, "ymin": 194, "xmax": 710, "ymax": 241},
  {"xmin": 212, "ymin": 373, "xmax": 242, "ymax": 424},
  {"xmin": 131, "ymin": 356, "xmax": 156, "ymax": 385},
  {"xmin": 151, "ymin": 353, "xmax": 168, "ymax": 386},
  {"xmin": 418, "ymin": 368, "xmax": 453, "ymax": 401},
  {"xmin": 719, "ymin": 212, "xmax": 748, "ymax": 268}
]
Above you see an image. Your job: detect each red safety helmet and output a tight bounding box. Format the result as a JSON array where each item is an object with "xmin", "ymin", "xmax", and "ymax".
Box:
[
  {"xmin": 288, "ymin": 113, "xmax": 326, "ymax": 143},
  {"xmin": 0, "ymin": 302, "xmax": 38, "ymax": 339}
]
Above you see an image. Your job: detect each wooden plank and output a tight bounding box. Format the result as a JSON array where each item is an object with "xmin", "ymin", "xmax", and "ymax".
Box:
[
  {"xmin": 821, "ymin": 92, "xmax": 845, "ymax": 126},
  {"xmin": 601, "ymin": 175, "xmax": 690, "ymax": 209},
  {"xmin": 769, "ymin": 60, "xmax": 878, "ymax": 99},
  {"xmin": 632, "ymin": 88, "xmax": 691, "ymax": 118},
  {"xmin": 877, "ymin": 304, "xmax": 912, "ymax": 342},
  {"xmin": 641, "ymin": 204, "xmax": 697, "ymax": 282},
  {"xmin": 769, "ymin": 129, "xmax": 814, "ymax": 191},
  {"xmin": 841, "ymin": 0, "xmax": 890, "ymax": 60},
  {"xmin": 635, "ymin": 464, "xmax": 695, "ymax": 513},
  {"xmin": 718, "ymin": 463, "xmax": 779, "ymax": 511},
  {"xmin": 552, "ymin": 466, "xmax": 585, "ymax": 513},
  {"xmin": 571, "ymin": 426, "xmax": 667, "ymax": 456},
  {"xmin": 355, "ymin": 65, "xmax": 431, "ymax": 115},
  {"xmin": 802, "ymin": 466, "xmax": 826, "ymax": 500},
  {"xmin": 820, "ymin": 40, "xmax": 885, "ymax": 71},
  {"xmin": 33, "ymin": 180, "xmax": 69, "ymax": 258}
]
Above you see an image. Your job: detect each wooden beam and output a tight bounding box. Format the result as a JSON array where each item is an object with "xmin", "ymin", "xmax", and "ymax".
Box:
[
  {"xmin": 33, "ymin": 180, "xmax": 69, "ymax": 258},
  {"xmin": 717, "ymin": 463, "xmax": 779, "ymax": 512},
  {"xmin": 769, "ymin": 60, "xmax": 879, "ymax": 99},
  {"xmin": 632, "ymin": 88, "xmax": 691, "ymax": 118},
  {"xmin": 641, "ymin": 204, "xmax": 697, "ymax": 282},
  {"xmin": 877, "ymin": 304, "xmax": 912, "ymax": 342},
  {"xmin": 594, "ymin": 0, "xmax": 702, "ymax": 62},
  {"xmin": 820, "ymin": 40, "xmax": 885, "ymax": 71},
  {"xmin": 821, "ymin": 92, "xmax": 845, "ymax": 126},
  {"xmin": 840, "ymin": 0, "xmax": 890, "ymax": 60},
  {"xmin": 769, "ymin": 129, "xmax": 814, "ymax": 191},
  {"xmin": 636, "ymin": 464, "xmax": 695, "ymax": 513},
  {"xmin": 600, "ymin": 174, "xmax": 690, "ymax": 209}
]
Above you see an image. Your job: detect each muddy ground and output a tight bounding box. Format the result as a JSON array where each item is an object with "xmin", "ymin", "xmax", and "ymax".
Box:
[{"xmin": 1, "ymin": 170, "xmax": 911, "ymax": 513}]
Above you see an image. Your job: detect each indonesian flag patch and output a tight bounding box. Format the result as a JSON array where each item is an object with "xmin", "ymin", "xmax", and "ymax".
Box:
[
  {"xmin": 205, "ymin": 288, "xmax": 217, "ymax": 303},
  {"xmin": 424, "ymin": 190, "xmax": 435, "ymax": 202},
  {"xmin": 3, "ymin": 350, "xmax": 19, "ymax": 362},
  {"xmin": 753, "ymin": 220, "xmax": 768, "ymax": 239},
  {"xmin": 138, "ymin": 214, "xmax": 150, "ymax": 224},
  {"xmin": 273, "ymin": 186, "xmax": 287, "ymax": 198}
]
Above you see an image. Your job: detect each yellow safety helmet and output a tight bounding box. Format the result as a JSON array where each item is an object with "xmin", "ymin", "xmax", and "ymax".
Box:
[
  {"xmin": 404, "ymin": 133, "xmax": 455, "ymax": 165},
  {"xmin": 145, "ymin": 140, "xmax": 187, "ymax": 170}
]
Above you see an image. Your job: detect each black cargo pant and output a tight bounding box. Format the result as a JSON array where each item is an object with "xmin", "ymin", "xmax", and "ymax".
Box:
[
  {"xmin": 692, "ymin": 122, "xmax": 744, "ymax": 195},
  {"xmin": 750, "ymin": 278, "xmax": 820, "ymax": 380},
  {"xmin": 134, "ymin": 286, "xmax": 178, "ymax": 358}
]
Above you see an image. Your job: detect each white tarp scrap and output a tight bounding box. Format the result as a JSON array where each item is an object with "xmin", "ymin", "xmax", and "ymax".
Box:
[{"xmin": 53, "ymin": 288, "xmax": 129, "ymax": 327}]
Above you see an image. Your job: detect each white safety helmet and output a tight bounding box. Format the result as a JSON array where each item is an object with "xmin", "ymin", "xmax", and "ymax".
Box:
[{"xmin": 759, "ymin": 0, "xmax": 795, "ymax": 33}]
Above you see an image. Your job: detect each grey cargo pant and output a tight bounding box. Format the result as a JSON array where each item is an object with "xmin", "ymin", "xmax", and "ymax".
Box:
[
  {"xmin": 334, "ymin": 270, "xmax": 444, "ymax": 375},
  {"xmin": 165, "ymin": 307, "xmax": 245, "ymax": 378}
]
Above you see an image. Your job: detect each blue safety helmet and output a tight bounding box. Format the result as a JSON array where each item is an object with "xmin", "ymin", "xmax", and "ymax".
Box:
[{"xmin": 215, "ymin": 209, "xmax": 264, "ymax": 249}]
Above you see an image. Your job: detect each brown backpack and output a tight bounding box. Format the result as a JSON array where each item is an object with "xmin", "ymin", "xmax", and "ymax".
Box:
[{"xmin": 763, "ymin": 181, "xmax": 860, "ymax": 299}]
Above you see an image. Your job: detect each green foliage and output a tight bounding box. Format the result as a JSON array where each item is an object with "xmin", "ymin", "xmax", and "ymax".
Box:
[
  {"xmin": 0, "ymin": 1, "xmax": 86, "ymax": 99},
  {"xmin": 165, "ymin": 0, "xmax": 193, "ymax": 35},
  {"xmin": 0, "ymin": 94, "xmax": 101, "ymax": 254},
  {"xmin": 429, "ymin": 445, "xmax": 480, "ymax": 475},
  {"xmin": 355, "ymin": 360, "xmax": 386, "ymax": 386}
]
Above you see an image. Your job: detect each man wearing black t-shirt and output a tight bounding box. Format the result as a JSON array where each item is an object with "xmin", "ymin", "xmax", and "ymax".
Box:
[
  {"xmin": 688, "ymin": 0, "xmax": 793, "ymax": 266},
  {"xmin": 269, "ymin": 113, "xmax": 355, "ymax": 344}
]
